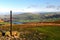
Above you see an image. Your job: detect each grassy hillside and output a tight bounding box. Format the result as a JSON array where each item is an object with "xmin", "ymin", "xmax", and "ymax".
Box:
[
  {"xmin": 12, "ymin": 12, "xmax": 60, "ymax": 22},
  {"xmin": 0, "ymin": 12, "xmax": 60, "ymax": 22},
  {"xmin": 0, "ymin": 23, "xmax": 60, "ymax": 40}
]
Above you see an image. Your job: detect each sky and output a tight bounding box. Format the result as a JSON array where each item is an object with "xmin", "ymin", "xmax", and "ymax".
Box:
[{"xmin": 0, "ymin": 0, "xmax": 60, "ymax": 12}]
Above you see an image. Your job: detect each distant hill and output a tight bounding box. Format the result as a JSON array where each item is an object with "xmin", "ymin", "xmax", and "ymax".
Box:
[
  {"xmin": 12, "ymin": 12, "xmax": 60, "ymax": 22},
  {"xmin": 0, "ymin": 12, "xmax": 60, "ymax": 22}
]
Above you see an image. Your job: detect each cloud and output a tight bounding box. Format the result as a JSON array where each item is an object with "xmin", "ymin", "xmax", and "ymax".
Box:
[
  {"xmin": 27, "ymin": 5, "xmax": 40, "ymax": 9},
  {"xmin": 46, "ymin": 5, "xmax": 60, "ymax": 10},
  {"xmin": 0, "ymin": 5, "xmax": 60, "ymax": 12},
  {"xmin": 25, "ymin": 5, "xmax": 60, "ymax": 12},
  {"xmin": 46, "ymin": 5, "xmax": 56, "ymax": 8}
]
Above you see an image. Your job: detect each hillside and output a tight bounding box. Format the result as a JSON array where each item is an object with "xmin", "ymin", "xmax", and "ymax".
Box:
[
  {"xmin": 12, "ymin": 12, "xmax": 60, "ymax": 22},
  {"xmin": 0, "ymin": 12, "xmax": 60, "ymax": 22},
  {"xmin": 0, "ymin": 23, "xmax": 60, "ymax": 40}
]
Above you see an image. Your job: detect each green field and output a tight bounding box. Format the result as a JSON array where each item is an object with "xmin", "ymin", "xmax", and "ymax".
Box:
[
  {"xmin": 0, "ymin": 25, "xmax": 60, "ymax": 40},
  {"xmin": 0, "ymin": 22, "xmax": 9, "ymax": 25},
  {"xmin": 25, "ymin": 26, "xmax": 60, "ymax": 40}
]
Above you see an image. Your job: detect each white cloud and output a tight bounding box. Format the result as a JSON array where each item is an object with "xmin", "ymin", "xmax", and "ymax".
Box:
[
  {"xmin": 0, "ymin": 8, "xmax": 9, "ymax": 12},
  {"xmin": 0, "ymin": 7, "xmax": 60, "ymax": 12}
]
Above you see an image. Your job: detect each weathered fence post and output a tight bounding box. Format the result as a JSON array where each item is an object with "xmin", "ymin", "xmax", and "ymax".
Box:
[{"xmin": 10, "ymin": 10, "xmax": 12, "ymax": 36}]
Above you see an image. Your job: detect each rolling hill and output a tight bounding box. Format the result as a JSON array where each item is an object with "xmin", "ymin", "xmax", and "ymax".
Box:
[
  {"xmin": 12, "ymin": 12, "xmax": 60, "ymax": 22},
  {"xmin": 0, "ymin": 12, "xmax": 60, "ymax": 22}
]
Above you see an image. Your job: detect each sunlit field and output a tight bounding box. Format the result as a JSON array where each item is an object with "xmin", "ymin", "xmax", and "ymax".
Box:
[{"xmin": 0, "ymin": 22, "xmax": 60, "ymax": 40}]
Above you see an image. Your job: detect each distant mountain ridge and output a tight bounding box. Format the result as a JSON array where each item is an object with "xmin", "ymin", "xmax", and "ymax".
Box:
[
  {"xmin": 0, "ymin": 12, "xmax": 60, "ymax": 22},
  {"xmin": 12, "ymin": 12, "xmax": 60, "ymax": 22}
]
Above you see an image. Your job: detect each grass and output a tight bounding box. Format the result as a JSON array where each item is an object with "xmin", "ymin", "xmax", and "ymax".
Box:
[
  {"xmin": 25, "ymin": 26, "xmax": 60, "ymax": 40},
  {"xmin": 0, "ymin": 22, "xmax": 9, "ymax": 24},
  {"xmin": 0, "ymin": 23, "xmax": 60, "ymax": 40}
]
